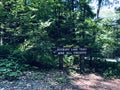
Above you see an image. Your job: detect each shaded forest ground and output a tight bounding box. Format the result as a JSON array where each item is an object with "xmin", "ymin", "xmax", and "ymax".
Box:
[
  {"xmin": 0, "ymin": 69, "xmax": 120, "ymax": 90},
  {"xmin": 0, "ymin": 60, "xmax": 120, "ymax": 90}
]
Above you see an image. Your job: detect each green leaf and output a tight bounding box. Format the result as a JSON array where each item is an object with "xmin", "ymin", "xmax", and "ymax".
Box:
[{"xmin": 9, "ymin": 72, "xmax": 18, "ymax": 77}]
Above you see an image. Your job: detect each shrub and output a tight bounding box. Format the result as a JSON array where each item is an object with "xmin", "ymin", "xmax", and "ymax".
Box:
[
  {"xmin": 8, "ymin": 49, "xmax": 27, "ymax": 63},
  {"xmin": 0, "ymin": 59, "xmax": 22, "ymax": 80},
  {"xmin": 24, "ymin": 48, "xmax": 57, "ymax": 68},
  {"xmin": 0, "ymin": 45, "xmax": 11, "ymax": 59},
  {"xmin": 64, "ymin": 55, "xmax": 74, "ymax": 67}
]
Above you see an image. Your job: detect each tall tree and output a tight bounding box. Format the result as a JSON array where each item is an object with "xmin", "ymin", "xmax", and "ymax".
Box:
[{"xmin": 96, "ymin": 0, "xmax": 102, "ymax": 19}]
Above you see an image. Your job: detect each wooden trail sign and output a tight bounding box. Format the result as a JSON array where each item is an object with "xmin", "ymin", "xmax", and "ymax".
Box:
[
  {"xmin": 53, "ymin": 48, "xmax": 87, "ymax": 55},
  {"xmin": 52, "ymin": 47, "xmax": 87, "ymax": 71}
]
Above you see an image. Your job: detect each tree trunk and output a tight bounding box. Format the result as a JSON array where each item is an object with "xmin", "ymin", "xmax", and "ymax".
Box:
[
  {"xmin": 96, "ymin": 0, "xmax": 102, "ymax": 19},
  {"xmin": 0, "ymin": 30, "xmax": 3, "ymax": 46},
  {"xmin": 0, "ymin": 36, "xmax": 3, "ymax": 46}
]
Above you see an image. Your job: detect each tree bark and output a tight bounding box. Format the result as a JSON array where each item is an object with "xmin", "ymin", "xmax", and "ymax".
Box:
[
  {"xmin": 96, "ymin": 0, "xmax": 102, "ymax": 19},
  {"xmin": 0, "ymin": 36, "xmax": 3, "ymax": 46},
  {"xmin": 0, "ymin": 30, "xmax": 3, "ymax": 46}
]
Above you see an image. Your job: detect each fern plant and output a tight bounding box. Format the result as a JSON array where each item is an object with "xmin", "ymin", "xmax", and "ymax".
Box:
[{"xmin": 0, "ymin": 59, "xmax": 22, "ymax": 80}]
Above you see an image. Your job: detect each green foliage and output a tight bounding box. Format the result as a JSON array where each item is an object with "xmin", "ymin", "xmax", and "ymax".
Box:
[
  {"xmin": 56, "ymin": 76, "xmax": 68, "ymax": 83},
  {"xmin": 0, "ymin": 45, "xmax": 11, "ymax": 59},
  {"xmin": 0, "ymin": 0, "xmax": 120, "ymax": 80},
  {"xmin": 88, "ymin": 60, "xmax": 120, "ymax": 79},
  {"xmin": 0, "ymin": 59, "xmax": 22, "ymax": 80},
  {"xmin": 9, "ymin": 49, "xmax": 27, "ymax": 63},
  {"xmin": 113, "ymin": 48, "xmax": 120, "ymax": 57},
  {"xmin": 24, "ymin": 47, "xmax": 57, "ymax": 68},
  {"xmin": 64, "ymin": 55, "xmax": 74, "ymax": 67},
  {"xmin": 0, "ymin": 45, "xmax": 30, "ymax": 80}
]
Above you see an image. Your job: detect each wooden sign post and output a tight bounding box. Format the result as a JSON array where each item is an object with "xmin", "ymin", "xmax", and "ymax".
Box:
[
  {"xmin": 80, "ymin": 54, "xmax": 85, "ymax": 73},
  {"xmin": 53, "ymin": 48, "xmax": 87, "ymax": 70}
]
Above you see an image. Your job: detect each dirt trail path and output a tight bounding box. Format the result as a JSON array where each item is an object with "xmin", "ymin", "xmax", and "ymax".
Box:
[
  {"xmin": 69, "ymin": 73, "xmax": 120, "ymax": 90},
  {"xmin": 0, "ymin": 70, "xmax": 120, "ymax": 90}
]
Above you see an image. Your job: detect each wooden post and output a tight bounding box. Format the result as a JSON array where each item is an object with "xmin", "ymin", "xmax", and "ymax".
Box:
[
  {"xmin": 80, "ymin": 54, "xmax": 85, "ymax": 73},
  {"xmin": 89, "ymin": 56, "xmax": 93, "ymax": 69},
  {"xmin": 59, "ymin": 55, "xmax": 63, "ymax": 70}
]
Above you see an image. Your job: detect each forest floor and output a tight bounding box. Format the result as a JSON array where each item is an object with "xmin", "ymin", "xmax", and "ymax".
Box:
[{"xmin": 0, "ymin": 69, "xmax": 120, "ymax": 90}]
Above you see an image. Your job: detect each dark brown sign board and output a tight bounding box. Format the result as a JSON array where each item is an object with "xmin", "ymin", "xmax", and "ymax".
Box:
[{"xmin": 53, "ymin": 48, "xmax": 87, "ymax": 55}]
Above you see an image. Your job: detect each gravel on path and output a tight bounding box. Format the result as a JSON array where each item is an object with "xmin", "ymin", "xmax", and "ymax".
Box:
[{"xmin": 0, "ymin": 70, "xmax": 120, "ymax": 90}]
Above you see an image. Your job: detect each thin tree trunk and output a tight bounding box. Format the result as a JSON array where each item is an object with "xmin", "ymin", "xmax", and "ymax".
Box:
[
  {"xmin": 96, "ymin": 0, "xmax": 102, "ymax": 19},
  {"xmin": 0, "ymin": 30, "xmax": 3, "ymax": 46},
  {"xmin": 0, "ymin": 36, "xmax": 3, "ymax": 46}
]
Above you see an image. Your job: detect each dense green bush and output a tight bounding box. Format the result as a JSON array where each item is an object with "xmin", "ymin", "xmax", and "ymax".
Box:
[
  {"xmin": 0, "ymin": 57, "xmax": 31, "ymax": 80},
  {"xmin": 64, "ymin": 55, "xmax": 74, "ymax": 67},
  {"xmin": 8, "ymin": 49, "xmax": 27, "ymax": 63},
  {"xmin": 0, "ymin": 59, "xmax": 22, "ymax": 80},
  {"xmin": 113, "ymin": 48, "xmax": 120, "ymax": 57},
  {"xmin": 0, "ymin": 45, "xmax": 30, "ymax": 80},
  {"xmin": 87, "ymin": 60, "xmax": 120, "ymax": 78},
  {"xmin": 0, "ymin": 45, "xmax": 11, "ymax": 59},
  {"xmin": 24, "ymin": 47, "xmax": 57, "ymax": 68}
]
